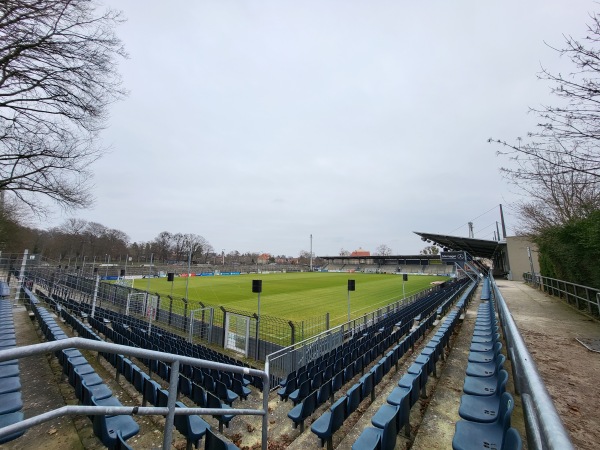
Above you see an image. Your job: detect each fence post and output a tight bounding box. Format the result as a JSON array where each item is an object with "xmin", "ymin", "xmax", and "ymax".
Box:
[
  {"xmin": 220, "ymin": 306, "xmax": 227, "ymax": 349},
  {"xmin": 167, "ymin": 295, "xmax": 173, "ymax": 326},
  {"xmin": 154, "ymin": 293, "xmax": 161, "ymax": 321},
  {"xmin": 254, "ymin": 313, "xmax": 260, "ymax": 361},
  {"xmin": 325, "ymin": 312, "xmax": 330, "ymax": 330},
  {"xmin": 586, "ymin": 289, "xmax": 591, "ymax": 314},
  {"xmin": 182, "ymin": 298, "xmax": 188, "ymax": 332},
  {"xmin": 289, "ymin": 321, "xmax": 295, "ymax": 346}
]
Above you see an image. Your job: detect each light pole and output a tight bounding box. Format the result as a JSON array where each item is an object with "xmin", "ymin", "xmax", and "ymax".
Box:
[
  {"xmin": 253, "ymin": 280, "xmax": 262, "ymax": 360},
  {"xmin": 347, "ymin": 279, "xmax": 355, "ymax": 323},
  {"xmin": 222, "ymin": 249, "xmax": 225, "ymax": 266}
]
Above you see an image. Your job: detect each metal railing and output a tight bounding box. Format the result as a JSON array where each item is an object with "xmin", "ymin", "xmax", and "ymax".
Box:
[
  {"xmin": 524, "ymin": 273, "xmax": 600, "ymax": 317},
  {"xmin": 491, "ymin": 277, "xmax": 574, "ymax": 450},
  {"xmin": 266, "ymin": 284, "xmax": 445, "ymax": 385},
  {"xmin": 0, "ymin": 337, "xmax": 270, "ymax": 450}
]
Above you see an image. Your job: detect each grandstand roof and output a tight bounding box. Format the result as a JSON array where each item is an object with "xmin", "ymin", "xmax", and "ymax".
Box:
[{"xmin": 414, "ymin": 231, "xmax": 503, "ymax": 259}]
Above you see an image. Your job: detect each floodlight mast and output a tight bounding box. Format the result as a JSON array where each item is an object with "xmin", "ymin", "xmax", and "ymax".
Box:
[
  {"xmin": 310, "ymin": 234, "xmax": 313, "ymax": 272},
  {"xmin": 185, "ymin": 248, "xmax": 191, "ymax": 300}
]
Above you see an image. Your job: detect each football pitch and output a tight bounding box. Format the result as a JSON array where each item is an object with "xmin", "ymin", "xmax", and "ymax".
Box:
[{"xmin": 133, "ymin": 272, "xmax": 449, "ymax": 327}]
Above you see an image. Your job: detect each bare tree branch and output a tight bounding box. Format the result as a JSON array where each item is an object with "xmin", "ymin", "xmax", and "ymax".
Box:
[{"xmin": 0, "ymin": 0, "xmax": 127, "ymax": 215}]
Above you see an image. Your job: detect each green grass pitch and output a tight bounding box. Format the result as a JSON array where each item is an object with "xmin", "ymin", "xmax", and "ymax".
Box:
[{"xmin": 133, "ymin": 272, "xmax": 449, "ymax": 327}]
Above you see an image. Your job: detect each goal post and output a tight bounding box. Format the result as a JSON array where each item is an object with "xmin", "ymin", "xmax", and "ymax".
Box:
[{"xmin": 224, "ymin": 312, "xmax": 251, "ymax": 357}]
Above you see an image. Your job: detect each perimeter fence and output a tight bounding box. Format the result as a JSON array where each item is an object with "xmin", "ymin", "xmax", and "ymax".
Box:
[
  {"xmin": 7, "ymin": 258, "xmax": 333, "ymax": 361},
  {"xmin": 4, "ymin": 253, "xmax": 446, "ymax": 364},
  {"xmin": 524, "ymin": 272, "xmax": 600, "ymax": 317}
]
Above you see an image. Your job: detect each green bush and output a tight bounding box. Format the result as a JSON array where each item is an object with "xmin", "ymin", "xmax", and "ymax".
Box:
[{"xmin": 535, "ymin": 210, "xmax": 600, "ymax": 289}]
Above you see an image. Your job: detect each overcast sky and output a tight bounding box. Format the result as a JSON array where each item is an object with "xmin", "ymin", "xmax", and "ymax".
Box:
[{"xmin": 37, "ymin": 0, "xmax": 597, "ymax": 256}]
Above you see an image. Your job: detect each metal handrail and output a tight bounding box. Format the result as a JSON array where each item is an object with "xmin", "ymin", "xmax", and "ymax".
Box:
[
  {"xmin": 523, "ymin": 272, "xmax": 600, "ymax": 316},
  {"xmin": 0, "ymin": 337, "xmax": 270, "ymax": 450},
  {"xmin": 491, "ymin": 278, "xmax": 574, "ymax": 450}
]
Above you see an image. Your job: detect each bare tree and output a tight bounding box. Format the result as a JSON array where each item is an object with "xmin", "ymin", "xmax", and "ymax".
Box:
[
  {"xmin": 504, "ymin": 151, "xmax": 600, "ymax": 234},
  {"xmin": 339, "ymin": 248, "xmax": 350, "ymax": 256},
  {"xmin": 420, "ymin": 245, "xmax": 440, "ymax": 255},
  {"xmin": 491, "ymin": 12, "xmax": 600, "ymax": 179},
  {"xmin": 375, "ymin": 244, "xmax": 392, "ymax": 256},
  {"xmin": 0, "ymin": 0, "xmax": 127, "ymax": 214}
]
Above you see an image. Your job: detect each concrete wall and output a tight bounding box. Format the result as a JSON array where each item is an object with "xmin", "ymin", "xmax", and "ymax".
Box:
[{"xmin": 506, "ymin": 236, "xmax": 540, "ymax": 281}]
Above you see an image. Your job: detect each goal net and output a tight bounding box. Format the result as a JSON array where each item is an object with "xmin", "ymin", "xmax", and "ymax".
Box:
[
  {"xmin": 126, "ymin": 292, "xmax": 147, "ymax": 316},
  {"xmin": 126, "ymin": 292, "xmax": 158, "ymax": 321}
]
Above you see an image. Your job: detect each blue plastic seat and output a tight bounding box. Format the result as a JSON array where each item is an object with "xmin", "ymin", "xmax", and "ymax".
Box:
[
  {"xmin": 91, "ymin": 396, "xmax": 140, "ymax": 449},
  {"xmin": 452, "ymin": 392, "xmax": 514, "ymax": 450},
  {"xmin": 317, "ymin": 379, "xmax": 332, "ymax": 406},
  {"xmin": 458, "ymin": 372, "xmax": 508, "ymax": 424},
  {"xmin": 81, "ymin": 381, "xmax": 113, "ymax": 406},
  {"xmin": 114, "ymin": 431, "xmax": 134, "ymax": 450},
  {"xmin": 231, "ymin": 378, "xmax": 251, "ymax": 401},
  {"xmin": 466, "ymin": 352, "xmax": 506, "ymax": 378},
  {"xmin": 179, "ymin": 375, "xmax": 193, "ymax": 398},
  {"xmin": 0, "ymin": 364, "xmax": 20, "ymax": 379},
  {"xmin": 143, "ymin": 379, "xmax": 161, "ymax": 406},
  {"xmin": 133, "ymin": 367, "xmax": 150, "ymax": 394},
  {"xmin": 156, "ymin": 388, "xmax": 169, "ymax": 408},
  {"xmin": 386, "ymin": 386, "xmax": 411, "ymax": 437},
  {"xmin": 289, "ymin": 379, "xmax": 311, "ymax": 406},
  {"xmin": 206, "ymin": 392, "xmax": 234, "ymax": 432},
  {"xmin": 346, "ymin": 383, "xmax": 361, "ymax": 415},
  {"xmin": 0, "ymin": 376, "xmax": 21, "ymax": 394},
  {"xmin": 352, "ymin": 403, "xmax": 397, "ymax": 450},
  {"xmin": 204, "ymin": 428, "xmax": 239, "ymax": 450},
  {"xmin": 192, "ymin": 382, "xmax": 207, "ymax": 407},
  {"xmin": 400, "ymin": 367, "xmax": 424, "ymax": 405},
  {"xmin": 0, "ymin": 411, "xmax": 25, "ymax": 444},
  {"xmin": 502, "ymin": 427, "xmax": 522, "ymax": 450},
  {"xmin": 0, "ymin": 391, "xmax": 22, "ymax": 414},
  {"xmin": 278, "ymin": 377, "xmax": 297, "ymax": 402},
  {"xmin": 174, "ymin": 401, "xmax": 211, "ymax": 450},
  {"xmin": 359, "ymin": 372, "xmax": 374, "ymax": 403},
  {"xmin": 311, "ymin": 396, "xmax": 347, "ymax": 450},
  {"xmin": 463, "ymin": 369, "xmax": 509, "ymax": 397},
  {"xmin": 331, "ymin": 371, "xmax": 344, "ymax": 394},
  {"xmin": 288, "ymin": 390, "xmax": 317, "ymax": 432},
  {"xmin": 215, "ymin": 380, "xmax": 238, "ymax": 405},
  {"xmin": 467, "ymin": 342, "xmax": 502, "ymax": 364}
]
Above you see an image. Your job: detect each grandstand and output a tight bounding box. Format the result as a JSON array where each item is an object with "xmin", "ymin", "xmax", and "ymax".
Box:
[
  {"xmin": 319, "ymin": 254, "xmax": 456, "ymax": 277},
  {"xmin": 0, "ymin": 249, "xmax": 592, "ymax": 450}
]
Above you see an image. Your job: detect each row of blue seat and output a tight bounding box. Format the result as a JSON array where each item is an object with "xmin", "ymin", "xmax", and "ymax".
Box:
[
  {"xmin": 25, "ymin": 291, "xmax": 140, "ymax": 449},
  {"xmin": 350, "ymin": 281, "xmax": 478, "ymax": 450},
  {"xmin": 307, "ymin": 282, "xmax": 476, "ymax": 449},
  {"xmin": 0, "ymin": 298, "xmax": 25, "ymax": 445},
  {"xmin": 279, "ymin": 278, "xmax": 469, "ymax": 396},
  {"xmin": 452, "ymin": 277, "xmax": 522, "ymax": 450},
  {"xmin": 30, "ymin": 288, "xmax": 240, "ymax": 450},
  {"xmin": 40, "ymin": 291, "xmax": 259, "ymax": 402}
]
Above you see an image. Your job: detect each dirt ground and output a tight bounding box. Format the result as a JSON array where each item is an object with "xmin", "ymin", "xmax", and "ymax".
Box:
[{"xmin": 498, "ymin": 281, "xmax": 600, "ymax": 450}]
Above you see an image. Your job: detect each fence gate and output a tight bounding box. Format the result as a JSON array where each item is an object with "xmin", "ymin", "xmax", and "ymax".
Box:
[
  {"xmin": 189, "ymin": 307, "xmax": 214, "ymax": 343},
  {"xmin": 144, "ymin": 294, "xmax": 159, "ymax": 321},
  {"xmin": 224, "ymin": 312, "xmax": 251, "ymax": 357}
]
